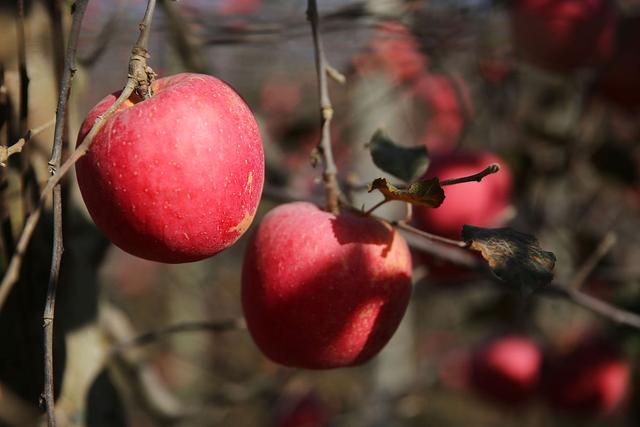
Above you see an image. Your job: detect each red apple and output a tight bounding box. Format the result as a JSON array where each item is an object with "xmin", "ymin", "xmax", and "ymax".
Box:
[
  {"xmin": 76, "ymin": 73, "xmax": 264, "ymax": 263},
  {"xmin": 543, "ymin": 338, "xmax": 630, "ymax": 414},
  {"xmin": 413, "ymin": 151, "xmax": 513, "ymax": 239},
  {"xmin": 241, "ymin": 202, "xmax": 412, "ymax": 369},
  {"xmin": 510, "ymin": 0, "xmax": 616, "ymax": 72},
  {"xmin": 470, "ymin": 335, "xmax": 542, "ymax": 404},
  {"xmin": 594, "ymin": 17, "xmax": 640, "ymax": 110}
]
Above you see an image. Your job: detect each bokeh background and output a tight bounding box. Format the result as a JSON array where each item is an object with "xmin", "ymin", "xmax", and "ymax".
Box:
[{"xmin": 1, "ymin": 0, "xmax": 640, "ymax": 426}]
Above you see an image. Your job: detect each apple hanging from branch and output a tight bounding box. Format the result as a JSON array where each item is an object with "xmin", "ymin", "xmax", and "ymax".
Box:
[
  {"xmin": 76, "ymin": 73, "xmax": 264, "ymax": 263},
  {"xmin": 241, "ymin": 202, "xmax": 413, "ymax": 369}
]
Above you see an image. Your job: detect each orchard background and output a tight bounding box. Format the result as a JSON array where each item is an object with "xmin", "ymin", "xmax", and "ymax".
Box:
[{"xmin": 0, "ymin": 0, "xmax": 640, "ymax": 426}]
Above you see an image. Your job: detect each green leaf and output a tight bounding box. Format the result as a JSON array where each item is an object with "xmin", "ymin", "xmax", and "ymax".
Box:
[
  {"xmin": 367, "ymin": 130, "xmax": 429, "ymax": 182},
  {"xmin": 368, "ymin": 177, "xmax": 445, "ymax": 207},
  {"xmin": 462, "ymin": 225, "xmax": 556, "ymax": 290}
]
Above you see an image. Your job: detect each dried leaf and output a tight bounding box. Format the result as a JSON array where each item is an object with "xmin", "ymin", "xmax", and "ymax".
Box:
[
  {"xmin": 367, "ymin": 130, "xmax": 429, "ymax": 182},
  {"xmin": 368, "ymin": 177, "xmax": 444, "ymax": 207},
  {"xmin": 462, "ymin": 225, "xmax": 556, "ymax": 290}
]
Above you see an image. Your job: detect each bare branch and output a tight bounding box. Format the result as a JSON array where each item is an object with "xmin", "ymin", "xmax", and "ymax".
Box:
[
  {"xmin": 0, "ymin": 118, "xmax": 55, "ymax": 166},
  {"xmin": 440, "ymin": 163, "xmax": 500, "ymax": 186},
  {"xmin": 307, "ymin": 0, "xmax": 341, "ymax": 214},
  {"xmin": 0, "ymin": 0, "xmax": 158, "ymax": 312},
  {"xmin": 393, "ymin": 220, "xmax": 469, "ymax": 248},
  {"xmin": 568, "ymin": 232, "xmax": 617, "ymax": 289},
  {"xmin": 111, "ymin": 318, "xmax": 246, "ymax": 354},
  {"xmin": 42, "ymin": 1, "xmax": 89, "ymax": 425}
]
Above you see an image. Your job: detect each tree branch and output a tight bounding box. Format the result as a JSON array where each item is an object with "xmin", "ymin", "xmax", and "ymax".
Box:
[
  {"xmin": 0, "ymin": 118, "xmax": 55, "ymax": 166},
  {"xmin": 440, "ymin": 163, "xmax": 500, "ymax": 186},
  {"xmin": 0, "ymin": 0, "xmax": 158, "ymax": 312},
  {"xmin": 42, "ymin": 1, "xmax": 89, "ymax": 425},
  {"xmin": 110, "ymin": 318, "xmax": 246, "ymax": 354},
  {"xmin": 307, "ymin": 0, "xmax": 340, "ymax": 214}
]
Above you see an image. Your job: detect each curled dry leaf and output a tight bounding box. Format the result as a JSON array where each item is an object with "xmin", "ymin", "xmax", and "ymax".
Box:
[
  {"xmin": 368, "ymin": 177, "xmax": 445, "ymax": 208},
  {"xmin": 367, "ymin": 129, "xmax": 430, "ymax": 183},
  {"xmin": 462, "ymin": 225, "xmax": 556, "ymax": 290}
]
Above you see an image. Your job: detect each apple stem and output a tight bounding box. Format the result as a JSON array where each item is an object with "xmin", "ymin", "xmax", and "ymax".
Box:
[
  {"xmin": 307, "ymin": 0, "xmax": 341, "ymax": 215},
  {"xmin": 440, "ymin": 163, "xmax": 500, "ymax": 186}
]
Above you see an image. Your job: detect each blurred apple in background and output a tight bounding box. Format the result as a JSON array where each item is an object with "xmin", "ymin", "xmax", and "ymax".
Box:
[
  {"xmin": 275, "ymin": 390, "xmax": 330, "ymax": 427},
  {"xmin": 413, "ymin": 151, "xmax": 513, "ymax": 240},
  {"xmin": 470, "ymin": 335, "xmax": 542, "ymax": 404},
  {"xmin": 353, "ymin": 21, "xmax": 428, "ymax": 84},
  {"xmin": 594, "ymin": 17, "xmax": 640, "ymax": 111},
  {"xmin": 510, "ymin": 0, "xmax": 616, "ymax": 72},
  {"xmin": 543, "ymin": 336, "xmax": 630, "ymax": 415},
  {"xmin": 411, "ymin": 74, "xmax": 474, "ymax": 155}
]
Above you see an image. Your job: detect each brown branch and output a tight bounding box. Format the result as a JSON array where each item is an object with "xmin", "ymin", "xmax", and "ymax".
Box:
[
  {"xmin": 568, "ymin": 232, "xmax": 617, "ymax": 289},
  {"xmin": 42, "ymin": 1, "xmax": 89, "ymax": 425},
  {"xmin": 545, "ymin": 283, "xmax": 640, "ymax": 330},
  {"xmin": 16, "ymin": 0, "xmax": 28, "ymax": 134},
  {"xmin": 307, "ymin": 0, "xmax": 340, "ymax": 214},
  {"xmin": 0, "ymin": 118, "xmax": 55, "ymax": 166},
  {"xmin": 393, "ymin": 220, "xmax": 469, "ymax": 248},
  {"xmin": 440, "ymin": 163, "xmax": 500, "ymax": 186},
  {"xmin": 111, "ymin": 318, "xmax": 246, "ymax": 354},
  {"xmin": 0, "ymin": 0, "xmax": 158, "ymax": 312}
]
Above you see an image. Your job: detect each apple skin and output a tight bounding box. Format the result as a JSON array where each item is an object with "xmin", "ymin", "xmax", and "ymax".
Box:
[
  {"xmin": 543, "ymin": 338, "xmax": 630, "ymax": 414},
  {"xmin": 510, "ymin": 0, "xmax": 616, "ymax": 72},
  {"xmin": 470, "ymin": 335, "xmax": 542, "ymax": 404},
  {"xmin": 413, "ymin": 151, "xmax": 513, "ymax": 240},
  {"xmin": 241, "ymin": 202, "xmax": 413, "ymax": 369},
  {"xmin": 76, "ymin": 73, "xmax": 264, "ymax": 263}
]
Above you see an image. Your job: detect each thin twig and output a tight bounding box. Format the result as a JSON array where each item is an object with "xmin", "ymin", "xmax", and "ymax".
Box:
[
  {"xmin": 0, "ymin": 0, "xmax": 158, "ymax": 312},
  {"xmin": 440, "ymin": 164, "xmax": 500, "ymax": 186},
  {"xmin": 16, "ymin": 0, "xmax": 28, "ymax": 134},
  {"xmin": 42, "ymin": 1, "xmax": 89, "ymax": 425},
  {"xmin": 111, "ymin": 318, "xmax": 246, "ymax": 354},
  {"xmin": 568, "ymin": 232, "xmax": 617, "ymax": 289},
  {"xmin": 393, "ymin": 220, "xmax": 469, "ymax": 248},
  {"xmin": 545, "ymin": 283, "xmax": 640, "ymax": 330},
  {"xmin": 363, "ymin": 199, "xmax": 388, "ymax": 216},
  {"xmin": 307, "ymin": 0, "xmax": 340, "ymax": 214},
  {"xmin": 0, "ymin": 118, "xmax": 55, "ymax": 166}
]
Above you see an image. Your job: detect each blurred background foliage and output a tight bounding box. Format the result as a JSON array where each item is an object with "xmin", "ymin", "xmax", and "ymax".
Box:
[{"xmin": 0, "ymin": 0, "xmax": 639, "ymax": 426}]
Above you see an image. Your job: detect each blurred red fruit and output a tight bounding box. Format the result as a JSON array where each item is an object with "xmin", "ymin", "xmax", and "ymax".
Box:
[
  {"xmin": 275, "ymin": 392, "xmax": 330, "ymax": 427},
  {"xmin": 412, "ymin": 74, "xmax": 473, "ymax": 154},
  {"xmin": 511, "ymin": 0, "xmax": 616, "ymax": 72},
  {"xmin": 354, "ymin": 21, "xmax": 428, "ymax": 84},
  {"xmin": 217, "ymin": 0, "xmax": 261, "ymax": 15},
  {"xmin": 413, "ymin": 151, "xmax": 513, "ymax": 239},
  {"xmin": 595, "ymin": 17, "xmax": 640, "ymax": 110},
  {"xmin": 470, "ymin": 335, "xmax": 542, "ymax": 404},
  {"xmin": 544, "ymin": 338, "xmax": 630, "ymax": 414}
]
